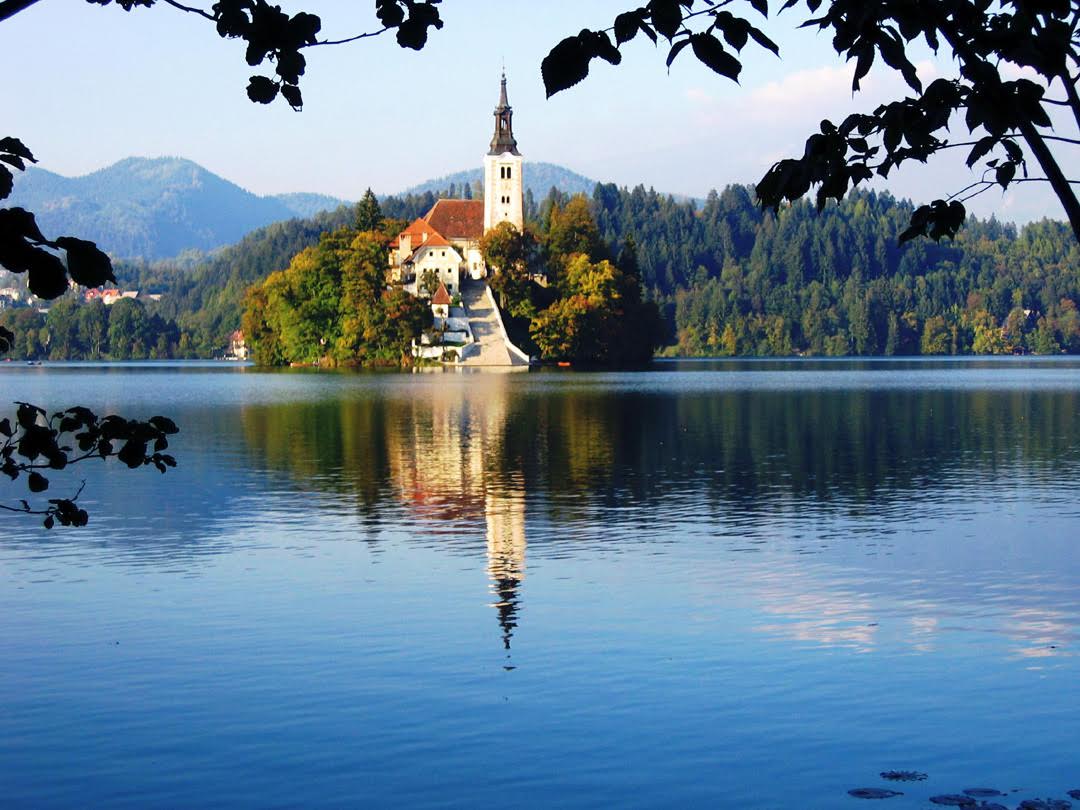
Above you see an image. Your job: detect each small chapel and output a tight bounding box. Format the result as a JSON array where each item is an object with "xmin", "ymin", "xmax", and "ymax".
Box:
[{"xmin": 389, "ymin": 72, "xmax": 524, "ymax": 297}]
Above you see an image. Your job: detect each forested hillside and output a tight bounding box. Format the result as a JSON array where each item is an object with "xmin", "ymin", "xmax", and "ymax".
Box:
[
  {"xmin": 5, "ymin": 181, "xmax": 1077, "ymax": 360},
  {"xmin": 110, "ymin": 192, "xmax": 445, "ymax": 354},
  {"xmin": 8, "ymin": 158, "xmax": 312, "ymax": 259},
  {"xmin": 402, "ymin": 162, "xmax": 597, "ymax": 201},
  {"xmin": 584, "ymin": 184, "xmax": 1079, "ymax": 355}
]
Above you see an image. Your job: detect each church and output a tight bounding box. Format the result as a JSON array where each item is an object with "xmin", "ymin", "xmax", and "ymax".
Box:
[{"xmin": 389, "ymin": 73, "xmax": 524, "ymax": 297}]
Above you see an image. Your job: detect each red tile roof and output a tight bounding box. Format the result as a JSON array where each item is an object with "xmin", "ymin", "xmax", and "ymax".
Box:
[
  {"xmin": 424, "ymin": 199, "xmax": 484, "ymax": 240},
  {"xmin": 398, "ymin": 217, "xmax": 452, "ymax": 249},
  {"xmin": 421, "ymin": 230, "xmax": 451, "ymax": 248},
  {"xmin": 431, "ymin": 283, "xmax": 452, "ymax": 305}
]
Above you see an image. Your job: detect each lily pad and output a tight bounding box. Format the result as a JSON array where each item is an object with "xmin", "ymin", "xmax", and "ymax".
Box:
[
  {"xmin": 930, "ymin": 796, "xmax": 977, "ymax": 807},
  {"xmin": 1018, "ymin": 801, "xmax": 1072, "ymax": 810},
  {"xmin": 849, "ymin": 788, "xmax": 904, "ymax": 799},
  {"xmin": 881, "ymin": 771, "xmax": 928, "ymax": 782},
  {"xmin": 965, "ymin": 789, "xmax": 1004, "ymax": 798}
]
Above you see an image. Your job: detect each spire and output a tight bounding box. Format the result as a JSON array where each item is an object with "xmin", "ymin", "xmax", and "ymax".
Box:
[
  {"xmin": 497, "ymin": 71, "xmax": 509, "ymax": 110},
  {"xmin": 488, "ymin": 71, "xmax": 520, "ymax": 156}
]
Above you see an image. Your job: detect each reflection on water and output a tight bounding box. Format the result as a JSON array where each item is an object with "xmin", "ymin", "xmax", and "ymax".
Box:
[
  {"xmin": 232, "ymin": 368, "xmax": 1080, "ymax": 662},
  {"xmin": 3, "ymin": 360, "xmax": 1080, "ymax": 808}
]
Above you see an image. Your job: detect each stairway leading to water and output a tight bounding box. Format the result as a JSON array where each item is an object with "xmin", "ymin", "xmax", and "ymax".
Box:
[{"xmin": 459, "ymin": 280, "xmax": 529, "ymax": 367}]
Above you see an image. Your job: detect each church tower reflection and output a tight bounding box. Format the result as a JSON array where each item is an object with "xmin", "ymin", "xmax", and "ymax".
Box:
[
  {"xmin": 385, "ymin": 376, "xmax": 528, "ymax": 658},
  {"xmin": 485, "ymin": 487, "xmax": 526, "ymax": 652}
]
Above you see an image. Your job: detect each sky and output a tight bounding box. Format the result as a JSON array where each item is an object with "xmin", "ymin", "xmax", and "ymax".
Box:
[{"xmin": 3, "ymin": 0, "xmax": 1077, "ymax": 225}]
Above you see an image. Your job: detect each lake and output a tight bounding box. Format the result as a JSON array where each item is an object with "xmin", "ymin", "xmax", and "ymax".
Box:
[{"xmin": 2, "ymin": 359, "xmax": 1079, "ymax": 808}]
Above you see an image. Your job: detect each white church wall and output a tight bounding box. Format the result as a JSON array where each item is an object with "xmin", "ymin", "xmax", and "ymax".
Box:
[
  {"xmin": 483, "ymin": 154, "xmax": 524, "ymax": 233},
  {"xmin": 413, "ymin": 246, "xmax": 463, "ymax": 294}
]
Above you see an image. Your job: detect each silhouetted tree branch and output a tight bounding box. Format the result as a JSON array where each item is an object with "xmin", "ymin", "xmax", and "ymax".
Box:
[
  {"xmin": 541, "ymin": 1, "xmax": 1080, "ymax": 243},
  {"xmin": 0, "ymin": 403, "xmax": 178, "ymax": 528}
]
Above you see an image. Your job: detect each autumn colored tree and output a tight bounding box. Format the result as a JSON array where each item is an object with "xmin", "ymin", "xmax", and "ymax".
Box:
[
  {"xmin": 479, "ymin": 222, "xmax": 541, "ymax": 318},
  {"xmin": 243, "ymin": 225, "xmax": 430, "ymax": 367}
]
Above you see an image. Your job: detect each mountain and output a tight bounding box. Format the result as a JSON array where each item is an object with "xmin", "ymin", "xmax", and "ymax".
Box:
[
  {"xmin": 7, "ymin": 158, "xmax": 347, "ymax": 260},
  {"xmin": 6, "ymin": 155, "xmax": 684, "ymax": 264},
  {"xmin": 401, "ymin": 161, "xmax": 598, "ymax": 200},
  {"xmin": 271, "ymin": 191, "xmax": 352, "ymax": 218}
]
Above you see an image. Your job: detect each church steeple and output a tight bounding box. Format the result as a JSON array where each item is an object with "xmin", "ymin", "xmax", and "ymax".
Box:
[
  {"xmin": 483, "ymin": 70, "xmax": 524, "ymax": 234},
  {"xmin": 488, "ymin": 72, "xmax": 520, "ymax": 156}
]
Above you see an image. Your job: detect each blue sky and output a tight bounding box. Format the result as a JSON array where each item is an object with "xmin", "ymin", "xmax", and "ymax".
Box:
[{"xmin": 3, "ymin": 0, "xmax": 1076, "ymax": 224}]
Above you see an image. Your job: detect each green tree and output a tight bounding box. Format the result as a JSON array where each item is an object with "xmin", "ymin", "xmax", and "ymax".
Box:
[
  {"xmin": 545, "ymin": 196, "xmax": 607, "ymax": 273},
  {"xmin": 1002, "ymin": 305, "xmax": 1030, "ymax": 353},
  {"xmin": 355, "ymin": 188, "xmax": 382, "ymax": 232},
  {"xmin": 244, "ymin": 226, "xmax": 430, "ymax": 367},
  {"xmin": 76, "ymin": 299, "xmax": 109, "ymax": 359},
  {"xmin": 480, "ymin": 221, "xmax": 541, "ymax": 317},
  {"xmin": 542, "ymin": 1, "xmax": 1080, "ymax": 242},
  {"xmin": 419, "ymin": 268, "xmax": 440, "ymax": 298},
  {"xmin": 970, "ymin": 309, "xmax": 1006, "ymax": 355},
  {"xmin": 920, "ymin": 315, "xmax": 951, "ymax": 355},
  {"xmin": 108, "ymin": 297, "xmax": 151, "ymax": 360},
  {"xmin": 1031, "ymin": 317, "xmax": 1062, "ymax": 354},
  {"xmin": 45, "ymin": 298, "xmax": 84, "ymax": 360}
]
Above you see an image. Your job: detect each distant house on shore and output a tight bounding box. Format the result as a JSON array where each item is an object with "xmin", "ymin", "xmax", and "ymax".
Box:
[
  {"xmin": 83, "ymin": 288, "xmax": 139, "ymax": 306},
  {"xmin": 228, "ymin": 329, "xmax": 248, "ymax": 361}
]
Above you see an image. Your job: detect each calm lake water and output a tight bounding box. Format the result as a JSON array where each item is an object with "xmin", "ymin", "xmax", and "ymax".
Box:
[{"xmin": 2, "ymin": 359, "xmax": 1080, "ymax": 808}]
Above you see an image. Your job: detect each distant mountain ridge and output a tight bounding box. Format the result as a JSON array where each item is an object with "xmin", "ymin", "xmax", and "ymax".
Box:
[
  {"xmin": 7, "ymin": 157, "xmax": 646, "ymax": 262},
  {"xmin": 7, "ymin": 157, "xmax": 352, "ymax": 260},
  {"xmin": 402, "ymin": 162, "xmax": 599, "ymax": 200}
]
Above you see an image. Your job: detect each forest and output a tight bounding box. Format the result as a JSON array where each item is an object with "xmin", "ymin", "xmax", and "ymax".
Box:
[
  {"xmin": 0, "ymin": 296, "xmax": 184, "ymax": 360},
  {"xmin": 2, "ymin": 183, "xmax": 1077, "ymax": 360},
  {"xmin": 587, "ymin": 185, "xmax": 1080, "ymax": 356},
  {"xmin": 240, "ymin": 215, "xmax": 431, "ymax": 367}
]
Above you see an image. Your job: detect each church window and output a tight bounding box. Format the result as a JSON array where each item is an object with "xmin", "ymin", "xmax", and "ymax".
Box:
[{"xmin": 506, "ymin": 167, "xmax": 512, "ymax": 179}]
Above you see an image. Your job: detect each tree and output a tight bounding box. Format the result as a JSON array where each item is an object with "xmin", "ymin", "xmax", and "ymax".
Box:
[
  {"xmin": 540, "ymin": 1, "xmax": 1080, "ymax": 243},
  {"xmin": 479, "ymin": 221, "xmax": 540, "ymax": 316},
  {"xmin": 545, "ymin": 196, "xmax": 608, "ymax": 271},
  {"xmin": 244, "ymin": 226, "xmax": 431, "ymax": 367},
  {"xmin": 10, "ymin": 0, "xmax": 1075, "ymax": 257},
  {"xmin": 0, "ymin": 404, "xmax": 179, "ymax": 527},
  {"xmin": 354, "ymin": 188, "xmax": 382, "ymax": 232},
  {"xmin": 920, "ymin": 314, "xmax": 951, "ymax": 354},
  {"xmin": 419, "ymin": 268, "xmax": 440, "ymax": 298}
]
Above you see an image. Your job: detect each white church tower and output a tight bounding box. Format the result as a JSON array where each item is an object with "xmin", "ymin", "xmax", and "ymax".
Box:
[{"xmin": 483, "ymin": 72, "xmax": 524, "ymax": 234}]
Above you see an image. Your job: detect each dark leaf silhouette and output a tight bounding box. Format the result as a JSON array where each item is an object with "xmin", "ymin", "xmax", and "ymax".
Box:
[
  {"xmin": 246, "ymin": 75, "xmax": 278, "ymax": 104},
  {"xmin": 542, "ymin": 35, "xmax": 591, "ymax": 97},
  {"xmin": 0, "ymin": 401, "xmax": 180, "ymax": 528},
  {"xmin": 690, "ymin": 33, "xmax": 741, "ymax": 81},
  {"xmin": 55, "ymin": 236, "xmax": 116, "ymax": 287}
]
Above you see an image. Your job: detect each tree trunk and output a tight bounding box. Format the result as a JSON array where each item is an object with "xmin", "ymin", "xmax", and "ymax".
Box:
[
  {"xmin": 1061, "ymin": 68, "xmax": 1080, "ymax": 134},
  {"xmin": 0, "ymin": 0, "xmax": 43, "ymax": 23},
  {"xmin": 1019, "ymin": 120, "xmax": 1080, "ymax": 242}
]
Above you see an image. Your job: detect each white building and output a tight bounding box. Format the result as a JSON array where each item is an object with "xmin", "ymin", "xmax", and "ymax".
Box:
[{"xmin": 390, "ymin": 218, "xmax": 464, "ymax": 297}]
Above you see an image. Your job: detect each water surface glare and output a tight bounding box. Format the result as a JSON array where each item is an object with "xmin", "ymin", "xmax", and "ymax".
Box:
[{"xmin": 2, "ymin": 359, "xmax": 1079, "ymax": 808}]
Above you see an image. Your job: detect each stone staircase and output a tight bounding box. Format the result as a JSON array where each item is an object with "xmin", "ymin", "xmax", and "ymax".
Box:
[{"xmin": 459, "ymin": 280, "xmax": 529, "ymax": 367}]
